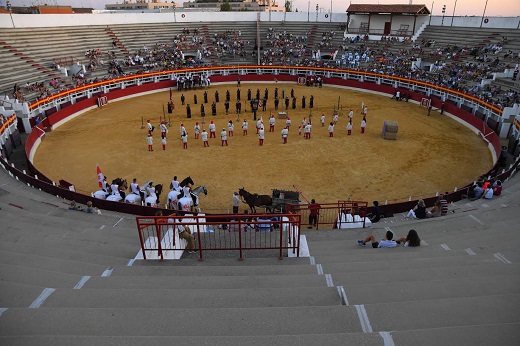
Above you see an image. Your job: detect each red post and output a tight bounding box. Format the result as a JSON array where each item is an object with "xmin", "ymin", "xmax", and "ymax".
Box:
[
  {"xmin": 136, "ymin": 218, "xmax": 147, "ymax": 260},
  {"xmin": 279, "ymin": 218, "xmax": 283, "ymax": 260},
  {"xmin": 155, "ymin": 217, "xmax": 164, "ymax": 261},
  {"xmin": 238, "ymin": 218, "xmax": 243, "ymax": 261},
  {"xmin": 196, "ymin": 217, "xmax": 203, "ymax": 261}
]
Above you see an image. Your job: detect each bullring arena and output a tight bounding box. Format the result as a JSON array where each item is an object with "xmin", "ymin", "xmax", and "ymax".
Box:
[
  {"xmin": 1, "ymin": 4, "xmax": 520, "ymax": 345},
  {"xmin": 34, "ymin": 81, "xmax": 492, "ymax": 212}
]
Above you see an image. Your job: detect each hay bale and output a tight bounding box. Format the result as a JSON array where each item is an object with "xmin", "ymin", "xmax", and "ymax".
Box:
[
  {"xmin": 278, "ymin": 112, "xmax": 287, "ymax": 119},
  {"xmin": 384, "ymin": 120, "xmax": 399, "ymax": 133},
  {"xmin": 383, "ymin": 132, "xmax": 398, "ymax": 140}
]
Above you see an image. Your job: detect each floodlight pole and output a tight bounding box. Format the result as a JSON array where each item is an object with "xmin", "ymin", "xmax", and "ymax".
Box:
[
  {"xmin": 450, "ymin": 0, "xmax": 457, "ymax": 26},
  {"xmin": 480, "ymin": 0, "xmax": 489, "ymax": 28}
]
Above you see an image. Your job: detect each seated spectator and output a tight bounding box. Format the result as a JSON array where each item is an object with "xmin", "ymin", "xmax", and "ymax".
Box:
[
  {"xmin": 68, "ymin": 200, "xmax": 82, "ymax": 211},
  {"xmin": 177, "ymin": 224, "xmax": 196, "ymax": 254},
  {"xmin": 493, "ymin": 180, "xmax": 503, "ymax": 196},
  {"xmin": 257, "ymin": 216, "xmax": 273, "ymax": 232},
  {"xmin": 483, "ymin": 184, "xmax": 494, "ymax": 199},
  {"xmin": 368, "ymin": 201, "xmax": 381, "ymax": 223},
  {"xmin": 84, "ymin": 201, "xmax": 94, "ymax": 213},
  {"xmin": 406, "ymin": 199, "xmax": 427, "ymax": 219},
  {"xmin": 358, "ymin": 230, "xmax": 397, "ymax": 248},
  {"xmin": 396, "ymin": 229, "xmax": 421, "ymax": 247},
  {"xmin": 473, "ymin": 182, "xmax": 484, "ymax": 200},
  {"xmin": 440, "ymin": 194, "xmax": 449, "ymax": 216},
  {"xmin": 427, "ymin": 200, "xmax": 441, "ymax": 218}
]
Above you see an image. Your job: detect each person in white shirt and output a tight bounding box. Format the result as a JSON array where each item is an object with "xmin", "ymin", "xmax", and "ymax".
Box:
[
  {"xmin": 361, "ymin": 117, "xmax": 366, "ymax": 133},
  {"xmin": 160, "ymin": 121, "xmax": 168, "ymax": 138},
  {"xmin": 281, "ymin": 126, "xmax": 288, "ymax": 144},
  {"xmin": 269, "ymin": 115, "xmax": 275, "ymax": 132},
  {"xmin": 358, "ymin": 230, "xmax": 397, "ymax": 248},
  {"xmin": 256, "ymin": 118, "xmax": 263, "ymax": 134},
  {"xmin": 147, "ymin": 134, "xmax": 153, "ymax": 151},
  {"xmin": 171, "ymin": 176, "xmax": 180, "ymax": 192},
  {"xmin": 320, "ymin": 113, "xmax": 325, "ymax": 127},
  {"xmin": 285, "ymin": 117, "xmax": 291, "ymax": 130},
  {"xmin": 220, "ymin": 128, "xmax": 228, "ymax": 146},
  {"xmin": 304, "ymin": 123, "xmax": 312, "ymax": 139},
  {"xmin": 228, "ymin": 120, "xmax": 234, "ymax": 136},
  {"xmin": 209, "ymin": 120, "xmax": 216, "ymax": 138},
  {"xmin": 242, "ymin": 120, "xmax": 248, "ymax": 135},
  {"xmin": 199, "ymin": 129, "xmax": 208, "ymax": 147},
  {"xmin": 181, "ymin": 131, "xmax": 188, "ymax": 149},
  {"xmin": 258, "ymin": 127, "xmax": 265, "ymax": 146},
  {"xmin": 179, "ymin": 123, "xmax": 186, "ymax": 136},
  {"xmin": 130, "ymin": 178, "xmax": 140, "ymax": 195},
  {"xmin": 346, "ymin": 120, "xmax": 353, "ymax": 135},
  {"xmin": 483, "ymin": 185, "xmax": 494, "ymax": 199},
  {"xmin": 348, "ymin": 109, "xmax": 354, "ymax": 120},
  {"xmin": 328, "ymin": 122, "xmax": 334, "ymax": 137},
  {"xmin": 193, "ymin": 122, "xmax": 200, "ymax": 139}
]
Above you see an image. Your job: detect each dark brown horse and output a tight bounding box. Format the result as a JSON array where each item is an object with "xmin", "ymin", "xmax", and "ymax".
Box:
[{"xmin": 238, "ymin": 188, "xmax": 272, "ymax": 213}]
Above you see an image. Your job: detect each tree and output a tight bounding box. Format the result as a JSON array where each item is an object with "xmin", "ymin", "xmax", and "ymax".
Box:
[
  {"xmin": 285, "ymin": 0, "xmax": 291, "ymax": 12},
  {"xmin": 221, "ymin": 0, "xmax": 231, "ymax": 11}
]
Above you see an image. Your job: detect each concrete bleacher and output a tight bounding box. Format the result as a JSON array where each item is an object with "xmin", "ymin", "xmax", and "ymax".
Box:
[{"xmin": 0, "ymin": 155, "xmax": 519, "ymax": 343}]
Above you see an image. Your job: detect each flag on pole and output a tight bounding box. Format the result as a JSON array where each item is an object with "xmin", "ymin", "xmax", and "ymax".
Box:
[
  {"xmin": 97, "ymin": 165, "xmax": 104, "ymax": 188},
  {"xmin": 169, "ymin": 88, "xmax": 172, "ymax": 101}
]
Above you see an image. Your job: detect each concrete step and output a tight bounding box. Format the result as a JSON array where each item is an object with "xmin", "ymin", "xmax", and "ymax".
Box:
[
  {"xmin": 0, "ymin": 250, "xmax": 111, "ymax": 276},
  {"xmin": 320, "ymin": 254, "xmax": 504, "ymax": 274},
  {"xmin": 0, "ymin": 306, "xmax": 364, "ymax": 336},
  {"xmin": 343, "ymin": 275, "xmax": 520, "ymax": 305},
  {"xmin": 0, "ymin": 332, "xmax": 385, "ymax": 346},
  {"xmin": 365, "ymin": 294, "xmax": 520, "ymax": 332},
  {"xmin": 328, "ymin": 262, "xmax": 520, "ymax": 286},
  {"xmin": 110, "ymin": 263, "xmax": 318, "ymax": 277},
  {"xmin": 0, "ymin": 263, "xmax": 84, "ymax": 289},
  {"xmin": 131, "ymin": 257, "xmax": 311, "ymax": 266},
  {"xmin": 392, "ymin": 323, "xmax": 520, "ymax": 346},
  {"xmin": 43, "ymin": 286, "xmax": 341, "ymax": 309},
  {"xmin": 83, "ymin": 273, "xmax": 331, "ymax": 290},
  {"xmin": 0, "ymin": 281, "xmax": 49, "ymax": 308}
]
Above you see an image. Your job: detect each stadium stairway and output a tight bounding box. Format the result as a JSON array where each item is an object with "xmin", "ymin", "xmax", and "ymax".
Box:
[{"xmin": 0, "ymin": 160, "xmax": 519, "ymax": 344}]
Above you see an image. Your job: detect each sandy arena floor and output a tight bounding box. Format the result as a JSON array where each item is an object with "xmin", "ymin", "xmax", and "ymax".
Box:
[{"xmin": 34, "ymin": 83, "xmax": 492, "ymax": 212}]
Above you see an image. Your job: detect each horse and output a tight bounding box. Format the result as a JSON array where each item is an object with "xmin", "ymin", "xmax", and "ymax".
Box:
[
  {"xmin": 93, "ymin": 190, "xmax": 109, "ymax": 200},
  {"xmin": 112, "ymin": 178, "xmax": 128, "ymax": 199},
  {"xmin": 124, "ymin": 193, "xmax": 141, "ymax": 205},
  {"xmin": 141, "ymin": 181, "xmax": 163, "ymax": 206},
  {"xmin": 238, "ymin": 188, "xmax": 272, "ymax": 213},
  {"xmin": 180, "ymin": 176, "xmax": 194, "ymax": 187},
  {"xmin": 190, "ymin": 185, "xmax": 207, "ymax": 212}
]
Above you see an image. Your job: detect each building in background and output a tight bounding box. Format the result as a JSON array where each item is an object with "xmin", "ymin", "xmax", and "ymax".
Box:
[
  {"xmin": 182, "ymin": 0, "xmax": 285, "ymax": 12},
  {"xmin": 105, "ymin": 0, "xmax": 177, "ymax": 11}
]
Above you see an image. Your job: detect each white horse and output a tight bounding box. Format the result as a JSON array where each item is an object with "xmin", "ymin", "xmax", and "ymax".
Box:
[
  {"xmin": 167, "ymin": 189, "xmax": 180, "ymax": 210},
  {"xmin": 93, "ymin": 190, "xmax": 109, "ymax": 200},
  {"xmin": 106, "ymin": 194, "xmax": 123, "ymax": 202},
  {"xmin": 124, "ymin": 193, "xmax": 142, "ymax": 205},
  {"xmin": 190, "ymin": 185, "xmax": 207, "ymax": 212}
]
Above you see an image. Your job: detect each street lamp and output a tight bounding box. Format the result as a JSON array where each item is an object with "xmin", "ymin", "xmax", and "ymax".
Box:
[{"xmin": 441, "ymin": 5, "xmax": 446, "ymax": 26}]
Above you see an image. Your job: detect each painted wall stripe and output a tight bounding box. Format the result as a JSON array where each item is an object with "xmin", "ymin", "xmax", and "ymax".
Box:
[
  {"xmin": 379, "ymin": 331, "xmax": 396, "ymax": 346},
  {"xmin": 101, "ymin": 267, "xmax": 114, "ymax": 277},
  {"xmin": 325, "ymin": 274, "xmax": 334, "ymax": 287},
  {"xmin": 127, "ymin": 259, "xmax": 136, "ymax": 266},
  {"xmin": 355, "ymin": 304, "xmax": 373, "ymax": 333},
  {"xmin": 29, "ymin": 288, "xmax": 56, "ymax": 308},
  {"xmin": 337, "ymin": 286, "xmax": 349, "ymax": 305},
  {"xmin": 494, "ymin": 253, "xmax": 512, "ymax": 264},
  {"xmin": 0, "ymin": 308, "xmax": 8, "ymax": 317},
  {"xmin": 316, "ymin": 263, "xmax": 323, "ymax": 275},
  {"xmin": 73, "ymin": 276, "xmax": 91, "ymax": 289},
  {"xmin": 469, "ymin": 214, "xmax": 484, "ymax": 225},
  {"xmin": 309, "ymin": 256, "xmax": 315, "ymax": 265},
  {"xmin": 440, "ymin": 243, "xmax": 451, "ymax": 251},
  {"xmin": 465, "ymin": 248, "xmax": 476, "ymax": 256}
]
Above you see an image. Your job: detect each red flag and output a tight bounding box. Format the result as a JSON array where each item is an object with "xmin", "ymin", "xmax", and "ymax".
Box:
[
  {"xmin": 97, "ymin": 165, "xmax": 104, "ymax": 188},
  {"xmin": 169, "ymin": 88, "xmax": 172, "ymax": 101}
]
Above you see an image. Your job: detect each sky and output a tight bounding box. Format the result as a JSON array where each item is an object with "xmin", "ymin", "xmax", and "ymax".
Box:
[{"xmin": 1, "ymin": 0, "xmax": 520, "ymax": 17}]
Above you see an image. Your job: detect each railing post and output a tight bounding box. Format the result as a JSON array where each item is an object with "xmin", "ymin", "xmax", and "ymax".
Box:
[
  {"xmin": 155, "ymin": 217, "xmax": 163, "ymax": 261},
  {"xmin": 136, "ymin": 218, "xmax": 147, "ymax": 260},
  {"xmin": 296, "ymin": 215, "xmax": 301, "ymax": 257},
  {"xmin": 196, "ymin": 217, "xmax": 203, "ymax": 262},
  {"xmin": 238, "ymin": 217, "xmax": 243, "ymax": 261},
  {"xmin": 279, "ymin": 217, "xmax": 283, "ymax": 260}
]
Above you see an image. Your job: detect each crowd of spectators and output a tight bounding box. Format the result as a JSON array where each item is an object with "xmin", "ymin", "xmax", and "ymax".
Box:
[{"xmin": 211, "ymin": 29, "xmax": 249, "ymax": 60}]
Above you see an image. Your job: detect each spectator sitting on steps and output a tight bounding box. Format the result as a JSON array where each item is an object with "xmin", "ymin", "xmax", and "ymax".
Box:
[
  {"xmin": 358, "ymin": 230, "xmax": 397, "ymax": 248},
  {"xmin": 396, "ymin": 229, "xmax": 421, "ymax": 247}
]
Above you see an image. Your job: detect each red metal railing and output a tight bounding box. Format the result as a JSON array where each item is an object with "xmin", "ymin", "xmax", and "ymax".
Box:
[
  {"xmin": 135, "ymin": 213, "xmax": 301, "ymax": 261},
  {"xmin": 286, "ymin": 201, "xmax": 369, "ymax": 230}
]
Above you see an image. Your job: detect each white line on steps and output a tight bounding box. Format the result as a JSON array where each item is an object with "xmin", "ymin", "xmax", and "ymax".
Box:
[
  {"xmin": 336, "ymin": 286, "xmax": 349, "ymax": 305},
  {"xmin": 309, "ymin": 256, "xmax": 315, "ymax": 265},
  {"xmin": 325, "ymin": 274, "xmax": 334, "ymax": 287},
  {"xmin": 0, "ymin": 308, "xmax": 8, "ymax": 317},
  {"xmin": 379, "ymin": 331, "xmax": 396, "ymax": 346},
  {"xmin": 73, "ymin": 276, "xmax": 91, "ymax": 289},
  {"xmin": 101, "ymin": 267, "xmax": 114, "ymax": 277},
  {"xmin": 113, "ymin": 217, "xmax": 123, "ymax": 227},
  {"xmin": 465, "ymin": 248, "xmax": 476, "ymax": 256},
  {"xmin": 469, "ymin": 214, "xmax": 484, "ymax": 225},
  {"xmin": 29, "ymin": 288, "xmax": 56, "ymax": 308},
  {"xmin": 494, "ymin": 253, "xmax": 512, "ymax": 264},
  {"xmin": 316, "ymin": 263, "xmax": 323, "ymax": 275},
  {"xmin": 440, "ymin": 244, "xmax": 451, "ymax": 251},
  {"xmin": 501, "ymin": 204, "xmax": 508, "ymax": 208},
  {"xmin": 127, "ymin": 259, "xmax": 136, "ymax": 266},
  {"xmin": 99, "ymin": 225, "xmax": 105, "ymax": 230},
  {"xmin": 355, "ymin": 304, "xmax": 373, "ymax": 333},
  {"xmin": 421, "ymin": 240, "xmax": 429, "ymax": 246}
]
